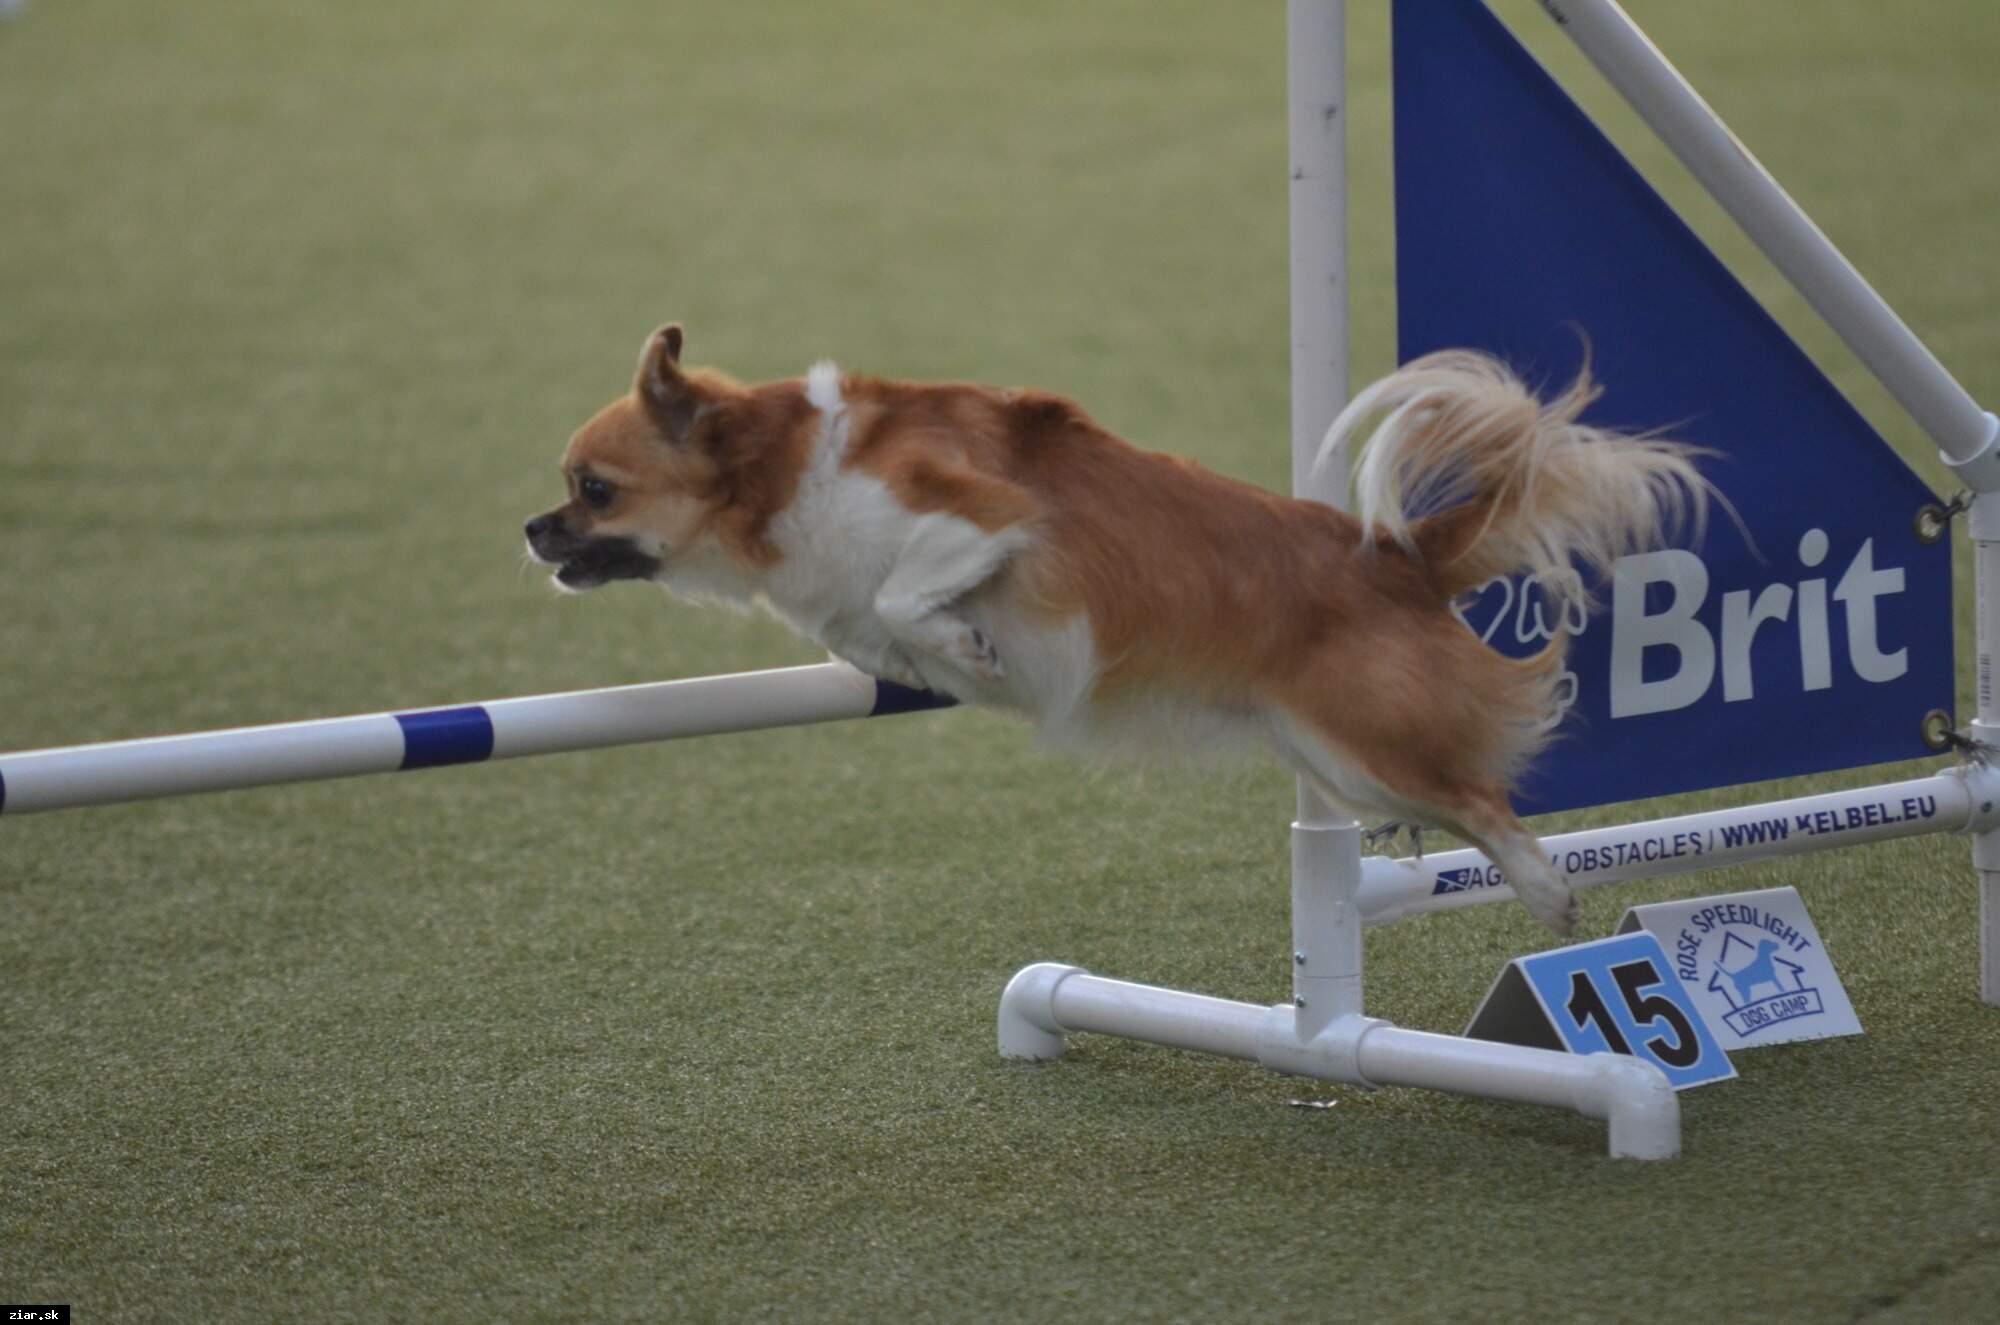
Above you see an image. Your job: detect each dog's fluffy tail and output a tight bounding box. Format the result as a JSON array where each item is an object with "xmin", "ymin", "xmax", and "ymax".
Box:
[{"xmin": 1319, "ymin": 350, "xmax": 1709, "ymax": 614}]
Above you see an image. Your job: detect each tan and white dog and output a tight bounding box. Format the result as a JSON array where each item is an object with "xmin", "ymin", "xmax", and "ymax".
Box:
[{"xmin": 525, "ymin": 325, "xmax": 1705, "ymax": 935}]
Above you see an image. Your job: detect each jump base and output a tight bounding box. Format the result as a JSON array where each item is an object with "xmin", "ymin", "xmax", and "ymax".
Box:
[{"xmin": 998, "ymin": 963, "xmax": 1680, "ymax": 1161}]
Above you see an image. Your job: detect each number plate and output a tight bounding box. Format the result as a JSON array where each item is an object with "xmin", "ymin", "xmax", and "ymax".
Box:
[{"xmin": 1467, "ymin": 931, "xmax": 1737, "ymax": 1090}]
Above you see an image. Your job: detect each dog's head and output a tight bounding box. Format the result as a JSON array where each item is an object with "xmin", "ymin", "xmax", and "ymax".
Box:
[{"xmin": 524, "ymin": 324, "xmax": 743, "ymax": 593}]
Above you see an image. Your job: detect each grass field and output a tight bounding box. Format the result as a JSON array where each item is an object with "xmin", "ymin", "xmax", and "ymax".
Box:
[{"xmin": 5, "ymin": 1, "xmax": 1999, "ymax": 1319}]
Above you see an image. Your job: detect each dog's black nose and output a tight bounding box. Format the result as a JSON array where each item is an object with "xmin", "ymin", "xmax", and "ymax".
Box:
[{"xmin": 524, "ymin": 514, "xmax": 557, "ymax": 541}]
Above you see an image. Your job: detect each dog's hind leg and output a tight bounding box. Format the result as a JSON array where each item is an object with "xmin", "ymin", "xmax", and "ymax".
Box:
[
  {"xmin": 1448, "ymin": 791, "xmax": 1577, "ymax": 937},
  {"xmin": 1269, "ymin": 712, "xmax": 1575, "ymax": 936}
]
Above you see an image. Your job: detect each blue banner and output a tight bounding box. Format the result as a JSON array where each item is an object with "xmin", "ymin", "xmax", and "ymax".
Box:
[{"xmin": 1391, "ymin": 0, "xmax": 1953, "ymax": 814}]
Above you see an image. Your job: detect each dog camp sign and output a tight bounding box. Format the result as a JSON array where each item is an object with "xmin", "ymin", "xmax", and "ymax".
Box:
[
  {"xmin": 1393, "ymin": 0, "xmax": 1953, "ymax": 815},
  {"xmin": 1617, "ymin": 886, "xmax": 1862, "ymax": 1049}
]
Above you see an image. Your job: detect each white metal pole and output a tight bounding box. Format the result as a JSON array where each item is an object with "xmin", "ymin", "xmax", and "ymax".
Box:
[
  {"xmin": 1547, "ymin": 0, "xmax": 2000, "ymax": 472},
  {"xmin": 1287, "ymin": 0, "xmax": 1362, "ymax": 1031},
  {"xmin": 1973, "ymin": 502, "xmax": 2000, "ymax": 1005},
  {"xmin": 1354, "ymin": 1024, "xmax": 1678, "ymax": 1160},
  {"xmin": 0, "ymin": 662, "xmax": 941, "ymax": 816},
  {"xmin": 1357, "ymin": 765, "xmax": 2000, "ymax": 926},
  {"xmin": 996, "ymin": 962, "xmax": 1679, "ymax": 1160}
]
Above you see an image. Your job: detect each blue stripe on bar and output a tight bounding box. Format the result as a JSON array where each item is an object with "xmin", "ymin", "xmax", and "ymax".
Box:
[
  {"xmin": 396, "ymin": 706, "xmax": 496, "ymax": 770},
  {"xmin": 0, "ymin": 767, "xmax": 7, "ymax": 814},
  {"xmin": 869, "ymin": 680, "xmax": 959, "ymax": 717}
]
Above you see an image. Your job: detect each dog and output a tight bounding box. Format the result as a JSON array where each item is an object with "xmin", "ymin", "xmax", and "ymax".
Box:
[{"xmin": 525, "ymin": 324, "xmax": 1706, "ymax": 935}]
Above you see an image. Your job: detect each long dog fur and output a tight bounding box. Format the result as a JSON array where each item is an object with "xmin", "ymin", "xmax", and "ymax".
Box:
[{"xmin": 525, "ymin": 327, "xmax": 1707, "ymax": 934}]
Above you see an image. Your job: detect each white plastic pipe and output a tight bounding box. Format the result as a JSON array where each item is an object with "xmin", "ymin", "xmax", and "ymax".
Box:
[
  {"xmin": 1288, "ymin": 0, "xmax": 1350, "ymax": 510},
  {"xmin": 480, "ymin": 664, "xmax": 888, "ymax": 758},
  {"xmin": 999, "ymin": 964, "xmax": 1267, "ymax": 1064},
  {"xmin": 0, "ymin": 716, "xmax": 412, "ymax": 817},
  {"xmin": 1286, "ymin": 0, "xmax": 1365, "ymax": 1026},
  {"xmin": 998, "ymin": 963, "xmax": 1678, "ymax": 1159},
  {"xmin": 0, "ymin": 663, "xmax": 949, "ymax": 816},
  {"xmin": 1358, "ymin": 766, "xmax": 2000, "ymax": 926},
  {"xmin": 1973, "ymin": 499, "xmax": 2000, "ymax": 1005},
  {"xmin": 1355, "ymin": 1025, "xmax": 1678, "ymax": 1160},
  {"xmin": 1547, "ymin": 0, "xmax": 1999, "ymax": 473}
]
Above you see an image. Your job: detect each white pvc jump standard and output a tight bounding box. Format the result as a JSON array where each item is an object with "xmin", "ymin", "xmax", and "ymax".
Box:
[
  {"xmin": 994, "ymin": 0, "xmax": 2000, "ymax": 1158},
  {"xmin": 994, "ymin": 0, "xmax": 1695, "ymax": 1161},
  {"xmin": 997, "ymin": 964, "xmax": 1679, "ymax": 1160}
]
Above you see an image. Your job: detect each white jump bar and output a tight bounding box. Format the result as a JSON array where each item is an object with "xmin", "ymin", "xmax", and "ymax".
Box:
[
  {"xmin": 0, "ymin": 663, "xmax": 955, "ymax": 816},
  {"xmin": 1550, "ymin": 0, "xmax": 1998, "ymax": 468},
  {"xmin": 1359, "ymin": 764, "xmax": 2000, "ymax": 926}
]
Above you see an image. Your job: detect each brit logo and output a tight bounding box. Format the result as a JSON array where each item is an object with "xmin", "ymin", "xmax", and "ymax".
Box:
[{"xmin": 1616, "ymin": 885, "xmax": 1862, "ymax": 1049}]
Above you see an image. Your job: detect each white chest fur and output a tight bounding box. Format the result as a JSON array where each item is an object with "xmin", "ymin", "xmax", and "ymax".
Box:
[
  {"xmin": 708, "ymin": 367, "xmax": 1116, "ymax": 743},
  {"xmin": 760, "ymin": 394, "xmax": 912, "ymax": 653}
]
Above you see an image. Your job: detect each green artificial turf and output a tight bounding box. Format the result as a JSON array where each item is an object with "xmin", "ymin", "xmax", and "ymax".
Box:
[{"xmin": 4, "ymin": 1, "xmax": 1998, "ymax": 1319}]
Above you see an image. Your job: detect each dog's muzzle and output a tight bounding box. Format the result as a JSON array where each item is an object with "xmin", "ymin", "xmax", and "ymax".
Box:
[{"xmin": 524, "ymin": 515, "xmax": 663, "ymax": 590}]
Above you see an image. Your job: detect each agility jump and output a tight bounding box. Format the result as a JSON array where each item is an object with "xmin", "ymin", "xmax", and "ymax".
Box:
[{"xmin": 5, "ymin": 0, "xmax": 1996, "ymax": 1161}]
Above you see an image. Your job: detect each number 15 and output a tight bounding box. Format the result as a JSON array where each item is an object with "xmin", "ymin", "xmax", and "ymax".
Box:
[{"xmin": 1564, "ymin": 959, "xmax": 1702, "ymax": 1069}]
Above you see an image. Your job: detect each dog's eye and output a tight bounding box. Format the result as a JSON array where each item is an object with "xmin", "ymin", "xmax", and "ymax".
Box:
[{"xmin": 578, "ymin": 476, "xmax": 614, "ymax": 510}]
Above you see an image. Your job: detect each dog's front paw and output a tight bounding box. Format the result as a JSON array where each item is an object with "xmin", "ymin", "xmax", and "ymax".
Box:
[
  {"xmin": 958, "ymin": 627, "xmax": 1005, "ymax": 682},
  {"xmin": 1516, "ymin": 878, "xmax": 1580, "ymax": 939},
  {"xmin": 875, "ymin": 648, "xmax": 929, "ymax": 690},
  {"xmin": 829, "ymin": 645, "xmax": 927, "ymax": 691}
]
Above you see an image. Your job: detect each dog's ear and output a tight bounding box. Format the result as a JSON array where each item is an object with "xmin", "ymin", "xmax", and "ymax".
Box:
[{"xmin": 636, "ymin": 323, "xmax": 697, "ymax": 442}]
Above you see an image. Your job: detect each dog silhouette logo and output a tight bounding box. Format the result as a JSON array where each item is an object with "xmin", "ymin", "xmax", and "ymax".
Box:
[
  {"xmin": 1719, "ymin": 937, "xmax": 1792, "ymax": 1002},
  {"xmin": 1705, "ymin": 929, "xmax": 1822, "ymax": 1039}
]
